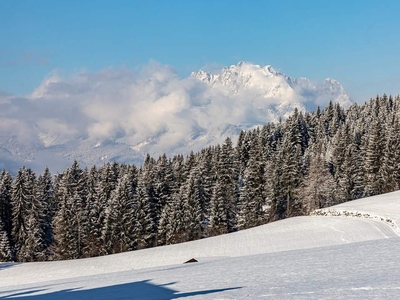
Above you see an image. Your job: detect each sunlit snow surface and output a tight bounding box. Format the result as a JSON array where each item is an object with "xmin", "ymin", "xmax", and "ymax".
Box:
[{"xmin": 1, "ymin": 191, "xmax": 400, "ymax": 299}]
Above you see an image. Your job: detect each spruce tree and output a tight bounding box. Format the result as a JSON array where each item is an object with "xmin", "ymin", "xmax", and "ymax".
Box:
[
  {"xmin": 0, "ymin": 219, "xmax": 11, "ymax": 261},
  {"xmin": 382, "ymin": 116, "xmax": 400, "ymax": 192},
  {"xmin": 153, "ymin": 154, "xmax": 175, "ymax": 228},
  {"xmin": 0, "ymin": 170, "xmax": 12, "ymax": 241},
  {"xmin": 82, "ymin": 165, "xmax": 103, "ymax": 257},
  {"xmin": 278, "ymin": 113, "xmax": 304, "ymax": 218},
  {"xmin": 157, "ymin": 200, "xmax": 173, "ymax": 246},
  {"xmin": 36, "ymin": 167, "xmax": 54, "ymax": 251},
  {"xmin": 166, "ymin": 194, "xmax": 186, "ymax": 244},
  {"xmin": 11, "ymin": 167, "xmax": 44, "ymax": 261},
  {"xmin": 197, "ymin": 146, "xmax": 215, "ymax": 227},
  {"xmin": 103, "ymin": 174, "xmax": 135, "ymax": 254},
  {"xmin": 299, "ymin": 142, "xmax": 336, "ymax": 212},
  {"xmin": 134, "ymin": 170, "xmax": 155, "ymax": 249},
  {"xmin": 210, "ymin": 137, "xmax": 238, "ymax": 234},
  {"xmin": 53, "ymin": 162, "xmax": 87, "ymax": 259},
  {"xmin": 364, "ymin": 119, "xmax": 385, "ymax": 196},
  {"xmin": 182, "ymin": 168, "xmax": 204, "ymax": 241},
  {"xmin": 238, "ymin": 137, "xmax": 266, "ymax": 229}
]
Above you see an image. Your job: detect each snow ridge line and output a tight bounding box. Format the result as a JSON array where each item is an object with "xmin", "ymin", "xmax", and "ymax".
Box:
[{"xmin": 311, "ymin": 209, "xmax": 400, "ymax": 236}]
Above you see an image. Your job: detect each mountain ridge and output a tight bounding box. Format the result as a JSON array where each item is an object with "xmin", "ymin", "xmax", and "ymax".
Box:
[{"xmin": 191, "ymin": 61, "xmax": 351, "ymax": 112}]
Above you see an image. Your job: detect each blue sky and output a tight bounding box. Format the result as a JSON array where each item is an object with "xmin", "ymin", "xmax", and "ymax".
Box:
[{"xmin": 1, "ymin": 0, "xmax": 399, "ymax": 101}]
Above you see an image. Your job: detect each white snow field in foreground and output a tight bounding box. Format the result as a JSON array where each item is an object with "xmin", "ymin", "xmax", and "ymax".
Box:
[{"xmin": 1, "ymin": 191, "xmax": 400, "ymax": 299}]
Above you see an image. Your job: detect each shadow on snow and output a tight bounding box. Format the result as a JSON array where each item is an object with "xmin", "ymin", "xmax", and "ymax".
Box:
[
  {"xmin": 0, "ymin": 263, "xmax": 20, "ymax": 271},
  {"xmin": 0, "ymin": 280, "xmax": 241, "ymax": 300}
]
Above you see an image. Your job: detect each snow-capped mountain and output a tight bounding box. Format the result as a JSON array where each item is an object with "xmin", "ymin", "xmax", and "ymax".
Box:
[
  {"xmin": 191, "ymin": 61, "xmax": 351, "ymax": 119},
  {"xmin": 0, "ymin": 62, "xmax": 352, "ymax": 174}
]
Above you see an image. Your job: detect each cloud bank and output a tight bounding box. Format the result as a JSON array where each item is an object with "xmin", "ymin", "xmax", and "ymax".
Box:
[{"xmin": 0, "ymin": 61, "xmax": 350, "ymax": 172}]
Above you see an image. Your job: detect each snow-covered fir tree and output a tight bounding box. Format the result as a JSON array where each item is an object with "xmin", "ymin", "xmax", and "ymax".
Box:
[
  {"xmin": 182, "ymin": 167, "xmax": 204, "ymax": 241},
  {"xmin": 11, "ymin": 167, "xmax": 44, "ymax": 261},
  {"xmin": 103, "ymin": 174, "xmax": 136, "ymax": 254},
  {"xmin": 134, "ymin": 169, "xmax": 155, "ymax": 249},
  {"xmin": 210, "ymin": 137, "xmax": 238, "ymax": 235},
  {"xmin": 0, "ymin": 219, "xmax": 11, "ymax": 261},
  {"xmin": 0, "ymin": 170, "xmax": 12, "ymax": 243},
  {"xmin": 238, "ymin": 136, "xmax": 266, "ymax": 229}
]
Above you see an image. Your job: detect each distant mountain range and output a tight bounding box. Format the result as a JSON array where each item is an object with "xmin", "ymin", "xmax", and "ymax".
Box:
[
  {"xmin": 0, "ymin": 62, "xmax": 352, "ymax": 174},
  {"xmin": 191, "ymin": 61, "xmax": 351, "ymax": 118}
]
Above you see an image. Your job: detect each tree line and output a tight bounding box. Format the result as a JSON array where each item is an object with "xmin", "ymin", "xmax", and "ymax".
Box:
[{"xmin": 1, "ymin": 94, "xmax": 400, "ymax": 262}]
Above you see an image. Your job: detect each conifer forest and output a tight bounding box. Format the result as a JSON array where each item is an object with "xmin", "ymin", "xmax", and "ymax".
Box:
[{"xmin": 1, "ymin": 95, "xmax": 400, "ymax": 262}]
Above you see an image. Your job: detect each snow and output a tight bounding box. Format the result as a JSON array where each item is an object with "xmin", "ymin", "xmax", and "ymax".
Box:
[
  {"xmin": 192, "ymin": 61, "xmax": 352, "ymax": 110},
  {"xmin": 1, "ymin": 191, "xmax": 400, "ymax": 299},
  {"xmin": 320, "ymin": 190, "xmax": 400, "ymax": 225}
]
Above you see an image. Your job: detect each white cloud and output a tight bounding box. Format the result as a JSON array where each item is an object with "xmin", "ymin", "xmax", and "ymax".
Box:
[{"xmin": 0, "ymin": 61, "xmax": 350, "ymax": 170}]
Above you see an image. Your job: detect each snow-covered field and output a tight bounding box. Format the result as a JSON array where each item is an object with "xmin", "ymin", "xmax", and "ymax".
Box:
[{"xmin": 1, "ymin": 191, "xmax": 400, "ymax": 299}]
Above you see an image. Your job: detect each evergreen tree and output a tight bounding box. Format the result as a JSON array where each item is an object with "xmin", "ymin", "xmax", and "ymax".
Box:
[
  {"xmin": 134, "ymin": 170, "xmax": 155, "ymax": 249},
  {"xmin": 236, "ymin": 130, "xmax": 250, "ymax": 180},
  {"xmin": 182, "ymin": 168, "xmax": 204, "ymax": 241},
  {"xmin": 53, "ymin": 162, "xmax": 87, "ymax": 259},
  {"xmin": 349, "ymin": 133, "xmax": 365, "ymax": 200},
  {"xmin": 264, "ymin": 149, "xmax": 283, "ymax": 221},
  {"xmin": 331, "ymin": 123, "xmax": 353, "ymax": 203},
  {"xmin": 210, "ymin": 137, "xmax": 238, "ymax": 234},
  {"xmin": 0, "ymin": 170, "xmax": 12, "ymax": 241},
  {"xmin": 238, "ymin": 137, "xmax": 266, "ymax": 229},
  {"xmin": 165, "ymin": 194, "xmax": 186, "ymax": 244},
  {"xmin": 171, "ymin": 154, "xmax": 186, "ymax": 192},
  {"xmin": 382, "ymin": 116, "xmax": 400, "ymax": 192},
  {"xmin": 103, "ymin": 174, "xmax": 135, "ymax": 254},
  {"xmin": 364, "ymin": 119, "xmax": 385, "ymax": 196},
  {"xmin": 35, "ymin": 167, "xmax": 54, "ymax": 251},
  {"xmin": 10, "ymin": 167, "xmax": 27, "ymax": 260},
  {"xmin": 11, "ymin": 167, "xmax": 44, "ymax": 261},
  {"xmin": 323, "ymin": 101, "xmax": 335, "ymax": 138},
  {"xmin": 97, "ymin": 162, "xmax": 118, "ymax": 207},
  {"xmin": 82, "ymin": 166, "xmax": 104, "ymax": 257},
  {"xmin": 157, "ymin": 199, "xmax": 173, "ymax": 246},
  {"xmin": 299, "ymin": 142, "xmax": 336, "ymax": 212},
  {"xmin": 197, "ymin": 147, "xmax": 215, "ymax": 226},
  {"xmin": 153, "ymin": 154, "xmax": 175, "ymax": 228},
  {"xmin": 278, "ymin": 113, "xmax": 304, "ymax": 218},
  {"xmin": 0, "ymin": 219, "xmax": 11, "ymax": 261}
]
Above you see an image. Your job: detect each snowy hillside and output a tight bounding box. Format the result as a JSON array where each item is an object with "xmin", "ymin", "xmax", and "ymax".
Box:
[
  {"xmin": 1, "ymin": 191, "xmax": 400, "ymax": 299},
  {"xmin": 0, "ymin": 62, "xmax": 351, "ymax": 174}
]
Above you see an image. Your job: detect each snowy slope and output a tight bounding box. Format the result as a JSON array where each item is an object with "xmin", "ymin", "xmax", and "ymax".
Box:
[
  {"xmin": 318, "ymin": 190, "xmax": 400, "ymax": 226},
  {"xmin": 1, "ymin": 191, "xmax": 400, "ymax": 299}
]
